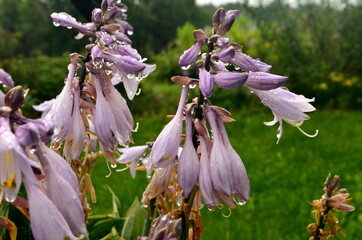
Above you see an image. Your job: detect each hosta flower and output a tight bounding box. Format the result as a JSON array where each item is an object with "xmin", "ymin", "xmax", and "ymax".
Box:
[
  {"xmin": 117, "ymin": 145, "xmax": 149, "ymax": 178},
  {"xmin": 179, "ymin": 33, "xmax": 207, "ymax": 68},
  {"xmin": 51, "ymin": 12, "xmax": 95, "ymax": 35},
  {"xmin": 199, "ymin": 66, "xmax": 214, "ymax": 98},
  {"xmin": 213, "ymin": 71, "xmax": 248, "ymax": 90},
  {"xmin": 230, "ymin": 50, "xmax": 271, "ymax": 72},
  {"xmin": 142, "ymin": 164, "xmax": 174, "ymax": 200},
  {"xmin": 206, "ymin": 106, "xmax": 233, "ymax": 197},
  {"xmin": 34, "ymin": 143, "xmax": 87, "ymax": 236},
  {"xmin": 0, "ymin": 69, "xmax": 14, "ymax": 88},
  {"xmin": 251, "ymin": 87, "xmax": 317, "ymax": 143},
  {"xmin": 178, "ymin": 113, "xmax": 200, "ymax": 197},
  {"xmin": 150, "ymin": 86, "xmax": 189, "ymax": 167},
  {"xmin": 244, "ymin": 72, "xmax": 288, "ymax": 90},
  {"xmin": 45, "ymin": 54, "xmax": 79, "ymax": 143},
  {"xmin": 63, "ymin": 84, "xmax": 86, "ymax": 160}
]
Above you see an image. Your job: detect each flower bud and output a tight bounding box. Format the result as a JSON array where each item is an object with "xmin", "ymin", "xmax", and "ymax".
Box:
[
  {"xmin": 0, "ymin": 69, "xmax": 14, "ymax": 88},
  {"xmin": 4, "ymin": 86, "xmax": 25, "ymax": 114}
]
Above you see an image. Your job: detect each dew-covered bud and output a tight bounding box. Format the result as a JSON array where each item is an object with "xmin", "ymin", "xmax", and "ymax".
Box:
[
  {"xmin": 0, "ymin": 69, "xmax": 14, "ymax": 88},
  {"xmin": 4, "ymin": 86, "xmax": 25, "ymax": 114},
  {"xmin": 92, "ymin": 8, "xmax": 103, "ymax": 24},
  {"xmin": 15, "ymin": 122, "xmax": 40, "ymax": 147}
]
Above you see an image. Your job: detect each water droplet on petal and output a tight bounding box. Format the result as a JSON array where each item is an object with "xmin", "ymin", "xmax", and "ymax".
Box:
[
  {"xmin": 190, "ymin": 84, "xmax": 197, "ymax": 89},
  {"xmin": 181, "ymin": 64, "xmax": 191, "ymax": 70},
  {"xmin": 53, "ymin": 21, "xmax": 60, "ymax": 27},
  {"xmin": 111, "ymin": 163, "xmax": 117, "ymax": 168},
  {"xmin": 67, "ymin": 26, "xmax": 72, "ymax": 29},
  {"xmin": 127, "ymin": 30, "xmax": 133, "ymax": 35}
]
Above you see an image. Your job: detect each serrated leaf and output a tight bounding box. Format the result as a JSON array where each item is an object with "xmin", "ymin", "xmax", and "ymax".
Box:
[{"xmin": 120, "ymin": 197, "xmax": 147, "ymax": 240}]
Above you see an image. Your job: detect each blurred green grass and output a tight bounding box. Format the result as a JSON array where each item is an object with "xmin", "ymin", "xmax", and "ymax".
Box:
[{"xmin": 89, "ymin": 110, "xmax": 362, "ymax": 239}]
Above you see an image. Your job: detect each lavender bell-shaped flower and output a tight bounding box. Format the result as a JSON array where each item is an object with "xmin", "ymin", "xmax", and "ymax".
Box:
[
  {"xmin": 0, "ymin": 69, "xmax": 14, "ymax": 88},
  {"xmin": 117, "ymin": 145, "xmax": 149, "ymax": 178},
  {"xmin": 199, "ymin": 66, "xmax": 214, "ymax": 98},
  {"xmin": 206, "ymin": 105, "xmax": 233, "ymax": 197},
  {"xmin": 63, "ymin": 83, "xmax": 86, "ymax": 160},
  {"xmin": 195, "ymin": 119, "xmax": 218, "ymax": 209},
  {"xmin": 244, "ymin": 72, "xmax": 288, "ymax": 90},
  {"xmin": 178, "ymin": 113, "xmax": 200, "ymax": 197},
  {"xmin": 213, "ymin": 71, "xmax": 248, "ymax": 90},
  {"xmin": 179, "ymin": 31, "xmax": 207, "ymax": 69},
  {"xmin": 45, "ymin": 54, "xmax": 79, "ymax": 142},
  {"xmin": 0, "ymin": 118, "xmax": 22, "ymax": 202},
  {"xmin": 150, "ymin": 85, "xmax": 189, "ymax": 168},
  {"xmin": 35, "ymin": 143, "xmax": 87, "ymax": 236},
  {"xmin": 51, "ymin": 12, "xmax": 94, "ymax": 35},
  {"xmin": 216, "ymin": 114, "xmax": 250, "ymax": 201},
  {"xmin": 230, "ymin": 50, "xmax": 272, "ymax": 73},
  {"xmin": 251, "ymin": 87, "xmax": 317, "ymax": 143},
  {"xmin": 21, "ymin": 171, "xmax": 77, "ymax": 240}
]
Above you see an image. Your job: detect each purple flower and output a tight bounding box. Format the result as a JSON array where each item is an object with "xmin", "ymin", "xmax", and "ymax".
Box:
[
  {"xmin": 0, "ymin": 118, "xmax": 22, "ymax": 202},
  {"xmin": 45, "ymin": 54, "xmax": 79, "ymax": 142},
  {"xmin": 230, "ymin": 51, "xmax": 272, "ymax": 72},
  {"xmin": 206, "ymin": 106, "xmax": 233, "ymax": 197},
  {"xmin": 197, "ymin": 131, "xmax": 218, "ymax": 209},
  {"xmin": 117, "ymin": 145, "xmax": 149, "ymax": 178},
  {"xmin": 63, "ymin": 84, "xmax": 86, "ymax": 160},
  {"xmin": 0, "ymin": 69, "xmax": 14, "ymax": 88},
  {"xmin": 216, "ymin": 115, "xmax": 250, "ymax": 201},
  {"xmin": 213, "ymin": 71, "xmax": 248, "ymax": 89},
  {"xmin": 199, "ymin": 66, "xmax": 214, "ymax": 97},
  {"xmin": 92, "ymin": 46, "xmax": 146, "ymax": 73},
  {"xmin": 34, "ymin": 143, "xmax": 87, "ymax": 236},
  {"xmin": 51, "ymin": 12, "xmax": 95, "ymax": 35},
  {"xmin": 92, "ymin": 72, "xmax": 133, "ymax": 155},
  {"xmin": 22, "ymin": 172, "xmax": 77, "ymax": 240},
  {"xmin": 33, "ymin": 99, "xmax": 55, "ymax": 118},
  {"xmin": 251, "ymin": 87, "xmax": 317, "ymax": 143},
  {"xmin": 179, "ymin": 38, "xmax": 207, "ymax": 68},
  {"xmin": 149, "ymin": 86, "xmax": 189, "ymax": 168},
  {"xmin": 178, "ymin": 113, "xmax": 200, "ymax": 197},
  {"xmin": 244, "ymin": 72, "xmax": 288, "ymax": 90}
]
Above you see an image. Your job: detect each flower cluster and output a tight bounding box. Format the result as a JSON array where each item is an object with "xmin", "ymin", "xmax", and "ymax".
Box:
[
  {"xmin": 307, "ymin": 174, "xmax": 354, "ymax": 240},
  {"xmin": 0, "ymin": 71, "xmax": 86, "ymax": 239},
  {"xmin": 115, "ymin": 8, "xmax": 317, "ymax": 239},
  {"xmin": 179, "ymin": 8, "xmax": 317, "ymax": 143},
  {"xmin": 41, "ymin": 0, "xmax": 155, "ymax": 164}
]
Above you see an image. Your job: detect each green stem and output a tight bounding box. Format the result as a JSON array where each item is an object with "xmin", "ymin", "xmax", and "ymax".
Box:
[{"xmin": 142, "ymin": 198, "xmax": 156, "ymax": 237}]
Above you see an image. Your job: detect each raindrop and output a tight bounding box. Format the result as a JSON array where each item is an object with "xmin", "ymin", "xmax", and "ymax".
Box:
[
  {"xmin": 127, "ymin": 30, "xmax": 133, "ymax": 35},
  {"xmin": 190, "ymin": 84, "xmax": 197, "ymax": 89},
  {"xmin": 111, "ymin": 163, "xmax": 117, "ymax": 168},
  {"xmin": 105, "ymin": 70, "xmax": 113, "ymax": 75},
  {"xmin": 208, "ymin": 207, "xmax": 216, "ymax": 212},
  {"xmin": 236, "ymin": 200, "xmax": 246, "ymax": 206},
  {"xmin": 53, "ymin": 21, "xmax": 60, "ymax": 27},
  {"xmin": 235, "ymin": 66, "xmax": 240, "ymax": 70},
  {"xmin": 67, "ymin": 26, "xmax": 72, "ymax": 29},
  {"xmin": 250, "ymin": 90, "xmax": 254, "ymax": 94},
  {"xmin": 127, "ymin": 73, "xmax": 134, "ymax": 78},
  {"xmin": 181, "ymin": 64, "xmax": 191, "ymax": 70}
]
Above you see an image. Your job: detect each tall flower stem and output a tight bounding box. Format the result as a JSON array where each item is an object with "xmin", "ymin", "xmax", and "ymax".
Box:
[
  {"xmin": 183, "ymin": 40, "xmax": 215, "ymax": 240},
  {"xmin": 314, "ymin": 207, "xmax": 331, "ymax": 240},
  {"xmin": 142, "ymin": 198, "xmax": 156, "ymax": 236}
]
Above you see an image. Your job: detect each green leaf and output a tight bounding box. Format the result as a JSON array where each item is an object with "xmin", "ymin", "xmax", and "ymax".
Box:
[
  {"xmin": 120, "ymin": 197, "xmax": 147, "ymax": 240},
  {"xmin": 0, "ymin": 201, "xmax": 10, "ymax": 238},
  {"xmin": 107, "ymin": 185, "xmax": 122, "ymax": 218},
  {"xmin": 88, "ymin": 216, "xmax": 125, "ymax": 240}
]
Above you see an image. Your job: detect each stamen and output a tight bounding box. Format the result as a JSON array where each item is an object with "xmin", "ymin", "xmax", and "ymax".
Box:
[
  {"xmin": 116, "ymin": 164, "xmax": 130, "ymax": 172},
  {"xmin": 297, "ymin": 126, "xmax": 319, "ymax": 138},
  {"xmin": 132, "ymin": 122, "xmax": 139, "ymax": 132},
  {"xmin": 222, "ymin": 208, "xmax": 232, "ymax": 218},
  {"xmin": 105, "ymin": 160, "xmax": 112, "ymax": 178}
]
